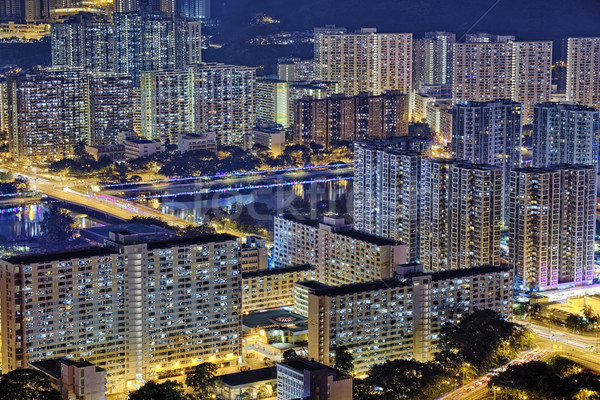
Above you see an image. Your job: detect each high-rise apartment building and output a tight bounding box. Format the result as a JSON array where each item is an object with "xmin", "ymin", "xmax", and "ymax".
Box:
[
  {"xmin": 532, "ymin": 102, "xmax": 600, "ymax": 168},
  {"xmin": 453, "ymin": 39, "xmax": 552, "ymax": 123},
  {"xmin": 465, "ymin": 32, "xmax": 515, "ymax": 43},
  {"xmin": 7, "ymin": 67, "xmax": 134, "ymax": 160},
  {"xmin": 420, "ymin": 159, "xmax": 502, "ymax": 272},
  {"xmin": 0, "ymin": 0, "xmax": 24, "ymax": 22},
  {"xmin": 413, "ymin": 31, "xmax": 455, "ymax": 89},
  {"xmin": 509, "ymin": 166, "xmax": 596, "ymax": 291},
  {"xmin": 114, "ymin": 0, "xmax": 139, "ymax": 13},
  {"xmin": 0, "ymin": 232, "xmax": 242, "ymax": 394},
  {"xmin": 315, "ymin": 27, "xmax": 412, "ymax": 96},
  {"xmin": 141, "ymin": 69, "xmax": 195, "ymax": 144},
  {"xmin": 255, "ymin": 78, "xmax": 290, "ymax": 128},
  {"xmin": 273, "ymin": 214, "xmax": 407, "ymax": 286},
  {"xmin": 51, "ymin": 14, "xmax": 113, "ymax": 71},
  {"xmin": 7, "ymin": 67, "xmax": 88, "ymax": 161},
  {"xmin": 52, "ymin": 12, "xmax": 202, "ymax": 85},
  {"xmin": 88, "ymin": 72, "xmax": 134, "ymax": 146},
  {"xmin": 353, "ymin": 140, "xmax": 421, "ymax": 262},
  {"xmin": 287, "ymin": 81, "xmax": 339, "ymax": 128},
  {"xmin": 277, "ymin": 58, "xmax": 319, "ymax": 82},
  {"xmin": 242, "ymin": 265, "xmax": 317, "ymax": 314},
  {"xmin": 112, "ymin": 12, "xmax": 143, "ymax": 84},
  {"xmin": 566, "ymin": 38, "xmax": 600, "ymax": 110},
  {"xmin": 192, "ymin": 63, "xmax": 256, "ymax": 146},
  {"xmin": 178, "ymin": 0, "xmax": 211, "ymax": 19},
  {"xmin": 299, "ymin": 265, "xmax": 513, "ymax": 373},
  {"xmin": 294, "ymin": 91, "xmax": 409, "ymax": 148},
  {"xmin": 452, "ymin": 100, "xmax": 523, "ymax": 221},
  {"xmin": 0, "ymin": 79, "xmax": 8, "ymax": 135}
]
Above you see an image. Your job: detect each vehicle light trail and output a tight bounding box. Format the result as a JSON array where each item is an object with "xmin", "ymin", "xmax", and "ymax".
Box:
[{"xmin": 126, "ymin": 176, "xmax": 354, "ymax": 201}]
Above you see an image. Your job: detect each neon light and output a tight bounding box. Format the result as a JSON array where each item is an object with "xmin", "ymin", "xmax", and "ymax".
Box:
[
  {"xmin": 101, "ymin": 163, "xmax": 354, "ymax": 188},
  {"xmin": 126, "ymin": 176, "xmax": 354, "ymax": 201},
  {"xmin": 0, "ymin": 191, "xmax": 38, "ymax": 198}
]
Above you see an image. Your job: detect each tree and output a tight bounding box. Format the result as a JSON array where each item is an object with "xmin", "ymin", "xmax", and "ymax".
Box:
[
  {"xmin": 334, "ymin": 345, "xmax": 354, "ymax": 374},
  {"xmin": 128, "ymin": 380, "xmax": 192, "ymax": 400},
  {"xmin": 185, "ymin": 362, "xmax": 218, "ymax": 399},
  {"xmin": 283, "ymin": 349, "xmax": 299, "ymax": 361},
  {"xmin": 0, "ymin": 369, "xmax": 62, "ymax": 400},
  {"xmin": 367, "ymin": 359, "xmax": 447, "ymax": 400},
  {"xmin": 178, "ymin": 225, "xmax": 217, "ymax": 238},
  {"xmin": 529, "ymin": 303, "xmax": 542, "ymax": 319},
  {"xmin": 128, "ymin": 216, "xmax": 175, "ymax": 231},
  {"xmin": 435, "ymin": 310, "xmax": 530, "ymax": 372},
  {"xmin": 40, "ymin": 205, "xmax": 75, "ymax": 241}
]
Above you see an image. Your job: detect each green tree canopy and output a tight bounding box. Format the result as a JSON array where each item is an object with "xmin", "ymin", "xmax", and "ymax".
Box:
[
  {"xmin": 0, "ymin": 369, "xmax": 62, "ymax": 400},
  {"xmin": 40, "ymin": 205, "xmax": 75, "ymax": 242},
  {"xmin": 435, "ymin": 310, "xmax": 530, "ymax": 372},
  {"xmin": 128, "ymin": 380, "xmax": 192, "ymax": 400},
  {"xmin": 185, "ymin": 362, "xmax": 218, "ymax": 399},
  {"xmin": 334, "ymin": 345, "xmax": 354, "ymax": 374}
]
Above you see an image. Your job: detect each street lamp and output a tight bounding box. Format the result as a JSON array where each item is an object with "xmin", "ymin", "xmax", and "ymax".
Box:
[{"xmin": 493, "ymin": 386, "xmax": 501, "ymax": 400}]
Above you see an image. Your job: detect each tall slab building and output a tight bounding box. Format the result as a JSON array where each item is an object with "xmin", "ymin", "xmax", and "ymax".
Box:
[
  {"xmin": 532, "ymin": 102, "xmax": 600, "ymax": 168},
  {"xmin": 566, "ymin": 38, "xmax": 600, "ymax": 111},
  {"xmin": 453, "ymin": 39, "xmax": 552, "ymax": 123},
  {"xmin": 452, "ymin": 100, "xmax": 523, "ymax": 222},
  {"xmin": 420, "ymin": 159, "xmax": 502, "ymax": 272},
  {"xmin": 509, "ymin": 166, "xmax": 596, "ymax": 291},
  {"xmin": 315, "ymin": 27, "xmax": 412, "ymax": 96}
]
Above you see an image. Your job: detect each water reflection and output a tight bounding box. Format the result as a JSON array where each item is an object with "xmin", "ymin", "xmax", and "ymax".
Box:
[{"xmin": 142, "ymin": 180, "xmax": 354, "ymax": 223}]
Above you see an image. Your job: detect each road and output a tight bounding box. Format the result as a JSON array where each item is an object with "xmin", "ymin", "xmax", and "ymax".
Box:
[
  {"xmin": 1, "ymin": 165, "xmax": 195, "ymax": 228},
  {"xmin": 438, "ymin": 348, "xmax": 546, "ymax": 400},
  {"xmin": 440, "ymin": 320, "xmax": 600, "ymax": 400}
]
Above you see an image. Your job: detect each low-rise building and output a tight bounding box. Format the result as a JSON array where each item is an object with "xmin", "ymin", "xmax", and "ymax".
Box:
[
  {"xmin": 242, "ymin": 309, "xmax": 308, "ymax": 361},
  {"xmin": 213, "ymin": 367, "xmax": 277, "ymax": 400},
  {"xmin": 245, "ymin": 124, "xmax": 286, "ymax": 156},
  {"xmin": 29, "ymin": 358, "xmax": 107, "ymax": 400},
  {"xmin": 242, "ymin": 265, "xmax": 317, "ymax": 313},
  {"xmin": 85, "ymin": 144, "xmax": 126, "ymax": 161},
  {"xmin": 277, "ymin": 359, "xmax": 352, "ymax": 400},
  {"xmin": 124, "ymin": 138, "xmax": 164, "ymax": 160},
  {"xmin": 177, "ymin": 132, "xmax": 217, "ymax": 153},
  {"xmin": 240, "ymin": 235, "xmax": 269, "ymax": 272}
]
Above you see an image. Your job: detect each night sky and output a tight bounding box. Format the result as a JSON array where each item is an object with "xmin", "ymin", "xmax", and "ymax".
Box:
[{"xmin": 216, "ymin": 0, "xmax": 600, "ymax": 53}]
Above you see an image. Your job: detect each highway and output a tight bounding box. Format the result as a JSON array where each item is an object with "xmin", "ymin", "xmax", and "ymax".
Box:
[
  {"xmin": 439, "ymin": 320, "xmax": 600, "ymax": 400},
  {"xmin": 0, "ymin": 166, "xmax": 194, "ymax": 228}
]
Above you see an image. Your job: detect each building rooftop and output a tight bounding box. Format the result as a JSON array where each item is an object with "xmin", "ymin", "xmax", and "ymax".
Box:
[
  {"xmin": 430, "ymin": 265, "xmax": 512, "ymax": 282},
  {"xmin": 30, "ymin": 358, "xmax": 106, "ymax": 379},
  {"xmin": 81, "ymin": 222, "xmax": 176, "ymax": 243},
  {"xmin": 218, "ymin": 367, "xmax": 277, "ymax": 388},
  {"xmin": 512, "ymin": 164, "xmax": 596, "ymax": 174},
  {"xmin": 242, "ymin": 264, "xmax": 316, "ymax": 279},
  {"xmin": 340, "ymin": 229, "xmax": 401, "ymax": 246},
  {"xmin": 146, "ymin": 233, "xmax": 239, "ymax": 250},
  {"xmin": 243, "ymin": 309, "xmax": 308, "ymax": 329},
  {"xmin": 279, "ymin": 359, "xmax": 348, "ymax": 377},
  {"xmin": 536, "ymin": 102, "xmax": 599, "ymax": 112},
  {"xmin": 297, "ymin": 278, "xmax": 410, "ymax": 297},
  {"xmin": 3, "ymin": 247, "xmax": 114, "ymax": 265},
  {"xmin": 125, "ymin": 139, "xmax": 155, "ymax": 144},
  {"xmin": 454, "ymin": 99, "xmax": 522, "ymax": 107},
  {"xmin": 277, "ymin": 214, "xmax": 401, "ymax": 246}
]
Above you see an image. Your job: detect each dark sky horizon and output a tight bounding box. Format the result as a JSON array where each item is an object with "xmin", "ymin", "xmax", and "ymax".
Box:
[{"xmin": 215, "ymin": 0, "xmax": 600, "ymax": 55}]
